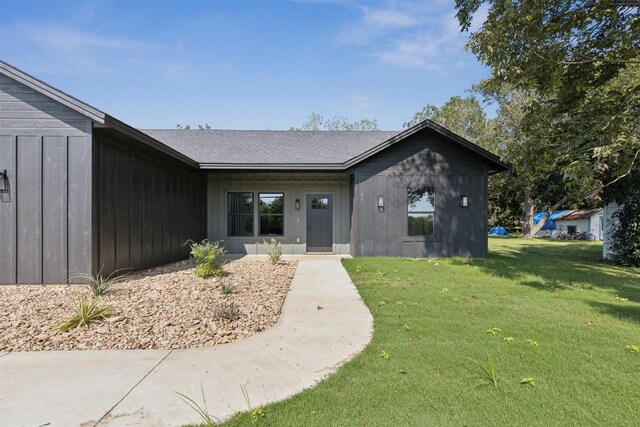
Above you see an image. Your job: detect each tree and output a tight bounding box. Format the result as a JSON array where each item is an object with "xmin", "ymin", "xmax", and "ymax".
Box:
[
  {"xmin": 404, "ymin": 96, "xmax": 487, "ymax": 142},
  {"xmin": 291, "ymin": 113, "xmax": 379, "ymax": 131},
  {"xmin": 455, "ymin": 0, "xmax": 640, "ymax": 193},
  {"xmin": 176, "ymin": 123, "xmax": 212, "ymax": 130}
]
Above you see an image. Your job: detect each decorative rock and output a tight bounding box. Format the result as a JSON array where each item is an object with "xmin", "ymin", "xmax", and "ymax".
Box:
[{"xmin": 0, "ymin": 259, "xmax": 296, "ymax": 352}]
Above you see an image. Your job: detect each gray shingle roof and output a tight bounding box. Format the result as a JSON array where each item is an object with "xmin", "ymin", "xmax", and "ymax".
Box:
[{"xmin": 141, "ymin": 129, "xmax": 400, "ymax": 168}]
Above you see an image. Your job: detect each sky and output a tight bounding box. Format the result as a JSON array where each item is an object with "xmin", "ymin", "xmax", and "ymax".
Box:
[{"xmin": 1, "ymin": 0, "xmax": 490, "ymax": 130}]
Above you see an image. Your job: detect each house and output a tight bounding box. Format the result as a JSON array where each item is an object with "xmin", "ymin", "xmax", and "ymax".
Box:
[
  {"xmin": 0, "ymin": 61, "xmax": 507, "ymax": 284},
  {"xmin": 535, "ymin": 209, "xmax": 604, "ymax": 240}
]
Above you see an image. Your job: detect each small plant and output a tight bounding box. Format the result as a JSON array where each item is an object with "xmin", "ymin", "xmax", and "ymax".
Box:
[
  {"xmin": 241, "ymin": 384, "xmax": 266, "ymax": 422},
  {"xmin": 75, "ymin": 267, "xmax": 129, "ymax": 297},
  {"xmin": 219, "ymin": 279, "xmax": 235, "ymax": 295},
  {"xmin": 441, "ymin": 287, "xmax": 449, "ymax": 293},
  {"xmin": 189, "ymin": 239, "xmax": 226, "ymax": 278},
  {"xmin": 465, "ymin": 354, "xmax": 499, "ymax": 388},
  {"xmin": 212, "ymin": 302, "xmax": 241, "ymax": 322},
  {"xmin": 486, "ymin": 327, "xmax": 502, "ymax": 336},
  {"xmin": 375, "ymin": 270, "xmax": 385, "ymax": 277},
  {"xmin": 175, "ymin": 385, "xmax": 220, "ymax": 426},
  {"xmin": 527, "ymin": 339, "xmax": 539, "ymax": 347},
  {"xmin": 380, "ymin": 350, "xmax": 390, "ymax": 360},
  {"xmin": 503, "ymin": 336, "xmax": 515, "ymax": 344},
  {"xmin": 262, "ymin": 238, "xmax": 283, "ymax": 265},
  {"xmin": 403, "ymin": 323, "xmax": 412, "ymax": 331},
  {"xmin": 626, "ymin": 345, "xmax": 639, "ymax": 353},
  {"xmin": 355, "ymin": 265, "xmax": 363, "ymax": 273},
  {"xmin": 520, "ymin": 377, "xmax": 535, "ymax": 386},
  {"xmin": 58, "ymin": 298, "xmax": 113, "ymax": 332}
]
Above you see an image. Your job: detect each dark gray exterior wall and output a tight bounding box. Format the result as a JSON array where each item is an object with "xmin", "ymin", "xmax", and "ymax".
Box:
[
  {"xmin": 351, "ymin": 128, "xmax": 489, "ymax": 258},
  {"xmin": 93, "ymin": 128, "xmax": 207, "ymax": 276},
  {"xmin": 0, "ymin": 74, "xmax": 93, "ymax": 283}
]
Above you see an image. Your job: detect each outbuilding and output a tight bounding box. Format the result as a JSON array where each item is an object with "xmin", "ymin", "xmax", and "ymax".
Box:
[{"xmin": 0, "ymin": 61, "xmax": 507, "ymax": 284}]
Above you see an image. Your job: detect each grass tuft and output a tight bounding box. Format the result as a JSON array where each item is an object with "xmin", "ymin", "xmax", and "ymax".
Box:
[{"xmin": 58, "ymin": 298, "xmax": 113, "ymax": 332}]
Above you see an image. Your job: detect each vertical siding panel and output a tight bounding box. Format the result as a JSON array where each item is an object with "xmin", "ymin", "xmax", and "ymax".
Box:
[
  {"xmin": 0, "ymin": 136, "xmax": 17, "ymax": 283},
  {"xmin": 129, "ymin": 153, "xmax": 143, "ymax": 270},
  {"xmin": 115, "ymin": 148, "xmax": 130, "ymax": 270},
  {"xmin": 98, "ymin": 140, "xmax": 116, "ymax": 274},
  {"xmin": 16, "ymin": 136, "xmax": 42, "ymax": 283},
  {"xmin": 42, "ymin": 136, "xmax": 67, "ymax": 282},
  {"xmin": 153, "ymin": 162, "xmax": 163, "ymax": 264},
  {"xmin": 68, "ymin": 135, "xmax": 92, "ymax": 281},
  {"xmin": 142, "ymin": 157, "xmax": 154, "ymax": 268}
]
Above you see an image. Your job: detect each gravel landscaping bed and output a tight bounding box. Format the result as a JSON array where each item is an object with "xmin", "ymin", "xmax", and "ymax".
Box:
[{"xmin": 0, "ymin": 258, "xmax": 297, "ymax": 352}]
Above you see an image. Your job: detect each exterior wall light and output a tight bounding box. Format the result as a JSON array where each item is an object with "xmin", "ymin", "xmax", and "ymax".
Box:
[
  {"xmin": 377, "ymin": 195, "xmax": 384, "ymax": 208},
  {"xmin": 460, "ymin": 196, "xmax": 468, "ymax": 207},
  {"xmin": 295, "ymin": 198, "xmax": 301, "ymax": 210},
  {"xmin": 0, "ymin": 170, "xmax": 8, "ymax": 193}
]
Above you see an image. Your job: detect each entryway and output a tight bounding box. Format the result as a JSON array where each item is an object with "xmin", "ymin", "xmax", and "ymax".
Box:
[{"xmin": 306, "ymin": 194, "xmax": 333, "ymax": 252}]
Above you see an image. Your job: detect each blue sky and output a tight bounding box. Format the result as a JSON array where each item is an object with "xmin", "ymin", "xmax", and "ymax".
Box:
[{"xmin": 1, "ymin": 0, "xmax": 489, "ymax": 130}]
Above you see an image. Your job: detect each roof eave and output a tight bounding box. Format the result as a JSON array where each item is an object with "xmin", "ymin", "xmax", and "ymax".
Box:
[
  {"xmin": 103, "ymin": 116, "xmax": 200, "ymax": 168},
  {"xmin": 344, "ymin": 119, "xmax": 509, "ymax": 172},
  {"xmin": 198, "ymin": 163, "xmax": 346, "ymax": 170}
]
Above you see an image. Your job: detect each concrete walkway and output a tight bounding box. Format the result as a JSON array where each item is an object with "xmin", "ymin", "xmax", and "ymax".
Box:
[{"xmin": 0, "ymin": 256, "xmax": 373, "ymax": 427}]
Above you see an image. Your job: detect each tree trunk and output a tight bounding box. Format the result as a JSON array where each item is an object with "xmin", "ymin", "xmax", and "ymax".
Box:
[
  {"xmin": 522, "ymin": 191, "xmax": 567, "ymax": 239},
  {"xmin": 522, "ymin": 191, "xmax": 537, "ymax": 239}
]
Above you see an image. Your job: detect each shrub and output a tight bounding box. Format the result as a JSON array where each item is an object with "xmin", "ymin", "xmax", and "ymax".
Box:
[
  {"xmin": 262, "ymin": 238, "xmax": 283, "ymax": 265},
  {"xmin": 611, "ymin": 196, "xmax": 640, "ymax": 268},
  {"xmin": 212, "ymin": 302, "xmax": 240, "ymax": 322},
  {"xmin": 189, "ymin": 240, "xmax": 227, "ymax": 278},
  {"xmin": 75, "ymin": 268, "xmax": 129, "ymax": 297},
  {"xmin": 219, "ymin": 279, "xmax": 235, "ymax": 295},
  {"xmin": 58, "ymin": 298, "xmax": 113, "ymax": 332}
]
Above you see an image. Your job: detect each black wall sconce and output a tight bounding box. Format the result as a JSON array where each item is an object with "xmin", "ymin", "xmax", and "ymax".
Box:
[
  {"xmin": 295, "ymin": 198, "xmax": 301, "ymax": 210},
  {"xmin": 0, "ymin": 170, "xmax": 8, "ymax": 193},
  {"xmin": 460, "ymin": 196, "xmax": 468, "ymax": 207},
  {"xmin": 377, "ymin": 195, "xmax": 385, "ymax": 213}
]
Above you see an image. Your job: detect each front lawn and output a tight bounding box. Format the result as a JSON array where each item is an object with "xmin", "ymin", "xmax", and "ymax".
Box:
[{"xmin": 222, "ymin": 239, "xmax": 640, "ymax": 426}]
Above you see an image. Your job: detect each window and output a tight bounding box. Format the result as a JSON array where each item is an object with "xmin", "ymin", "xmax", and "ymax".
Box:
[
  {"xmin": 567, "ymin": 225, "xmax": 577, "ymax": 235},
  {"xmin": 228, "ymin": 192, "xmax": 254, "ymax": 236},
  {"xmin": 407, "ymin": 187, "xmax": 435, "ymax": 236},
  {"xmin": 259, "ymin": 193, "xmax": 284, "ymax": 236},
  {"xmin": 312, "ymin": 197, "xmax": 329, "ymax": 209}
]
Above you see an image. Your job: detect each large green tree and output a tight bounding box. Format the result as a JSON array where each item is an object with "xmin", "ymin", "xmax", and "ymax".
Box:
[
  {"xmin": 455, "ymin": 0, "xmax": 640, "ymax": 191},
  {"xmin": 404, "ymin": 96, "xmax": 487, "ymax": 142},
  {"xmin": 291, "ymin": 113, "xmax": 379, "ymax": 131}
]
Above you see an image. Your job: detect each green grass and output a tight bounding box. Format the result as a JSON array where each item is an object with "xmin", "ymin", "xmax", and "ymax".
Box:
[{"xmin": 216, "ymin": 238, "xmax": 640, "ymax": 426}]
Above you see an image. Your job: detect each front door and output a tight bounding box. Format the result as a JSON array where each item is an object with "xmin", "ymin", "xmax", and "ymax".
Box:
[{"xmin": 307, "ymin": 194, "xmax": 333, "ymax": 252}]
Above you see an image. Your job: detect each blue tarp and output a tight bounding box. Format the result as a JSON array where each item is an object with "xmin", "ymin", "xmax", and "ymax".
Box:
[
  {"xmin": 489, "ymin": 226, "xmax": 510, "ymax": 236},
  {"xmin": 533, "ymin": 210, "xmax": 570, "ymax": 231}
]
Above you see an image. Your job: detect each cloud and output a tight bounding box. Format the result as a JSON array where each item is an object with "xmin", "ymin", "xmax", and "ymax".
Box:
[
  {"xmin": 340, "ymin": 2, "xmax": 473, "ymax": 72},
  {"xmin": 363, "ymin": 8, "xmax": 417, "ymax": 28}
]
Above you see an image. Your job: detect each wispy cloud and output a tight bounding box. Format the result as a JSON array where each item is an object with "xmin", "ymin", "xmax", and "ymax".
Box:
[
  {"xmin": 339, "ymin": 1, "xmax": 481, "ymax": 72},
  {"xmin": 363, "ymin": 8, "xmax": 417, "ymax": 28}
]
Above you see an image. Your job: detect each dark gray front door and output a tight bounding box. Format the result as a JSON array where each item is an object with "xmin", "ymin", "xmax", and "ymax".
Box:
[{"xmin": 307, "ymin": 194, "xmax": 333, "ymax": 252}]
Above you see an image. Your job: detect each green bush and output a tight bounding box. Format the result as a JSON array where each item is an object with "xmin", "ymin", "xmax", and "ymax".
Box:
[
  {"xmin": 58, "ymin": 298, "xmax": 113, "ymax": 332},
  {"xmin": 75, "ymin": 268, "xmax": 129, "ymax": 297},
  {"xmin": 262, "ymin": 238, "xmax": 283, "ymax": 265},
  {"xmin": 612, "ymin": 196, "xmax": 640, "ymax": 267},
  {"xmin": 189, "ymin": 240, "xmax": 227, "ymax": 278},
  {"xmin": 608, "ymin": 169, "xmax": 640, "ymax": 268}
]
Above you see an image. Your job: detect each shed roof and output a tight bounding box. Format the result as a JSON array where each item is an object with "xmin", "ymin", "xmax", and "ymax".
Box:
[{"xmin": 556, "ymin": 209, "xmax": 603, "ymax": 221}]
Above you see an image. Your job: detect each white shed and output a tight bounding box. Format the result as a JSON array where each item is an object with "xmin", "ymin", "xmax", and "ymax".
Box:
[
  {"xmin": 603, "ymin": 202, "xmax": 620, "ymax": 259},
  {"xmin": 555, "ymin": 209, "xmax": 604, "ymax": 240}
]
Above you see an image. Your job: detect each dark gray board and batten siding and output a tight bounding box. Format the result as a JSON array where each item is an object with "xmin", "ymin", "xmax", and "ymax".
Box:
[
  {"xmin": 351, "ymin": 129, "xmax": 489, "ymax": 258},
  {"xmin": 0, "ymin": 73, "xmax": 207, "ymax": 283},
  {"xmin": 93, "ymin": 128, "xmax": 207, "ymax": 277},
  {"xmin": 0, "ymin": 74, "xmax": 93, "ymax": 283}
]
